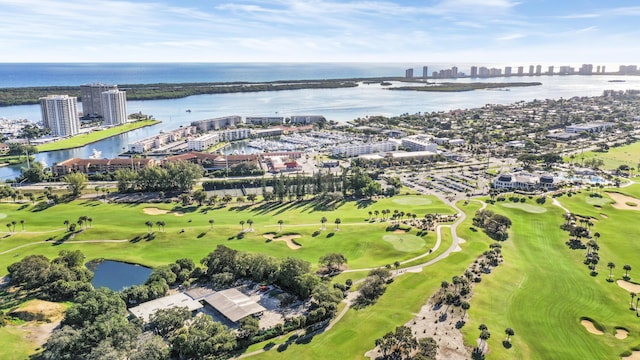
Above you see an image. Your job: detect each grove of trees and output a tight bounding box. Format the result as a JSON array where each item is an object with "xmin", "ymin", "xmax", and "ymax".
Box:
[{"xmin": 115, "ymin": 160, "xmax": 203, "ymax": 193}]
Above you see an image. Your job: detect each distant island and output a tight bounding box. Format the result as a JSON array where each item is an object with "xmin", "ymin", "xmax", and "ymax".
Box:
[
  {"xmin": 0, "ymin": 78, "xmax": 402, "ymax": 107},
  {"xmin": 388, "ymin": 82, "xmax": 543, "ymax": 92}
]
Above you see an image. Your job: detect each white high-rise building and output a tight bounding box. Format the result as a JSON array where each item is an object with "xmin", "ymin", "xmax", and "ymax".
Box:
[
  {"xmin": 100, "ymin": 89, "xmax": 128, "ymax": 125},
  {"xmin": 39, "ymin": 95, "xmax": 80, "ymax": 137}
]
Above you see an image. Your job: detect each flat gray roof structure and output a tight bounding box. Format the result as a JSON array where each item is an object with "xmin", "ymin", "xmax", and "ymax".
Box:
[
  {"xmin": 203, "ymin": 288, "xmax": 266, "ymax": 322},
  {"xmin": 129, "ymin": 293, "xmax": 203, "ymax": 322}
]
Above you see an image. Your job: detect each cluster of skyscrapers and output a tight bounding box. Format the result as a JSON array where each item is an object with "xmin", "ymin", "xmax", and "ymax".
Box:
[
  {"xmin": 39, "ymin": 83, "xmax": 128, "ymax": 137},
  {"xmin": 405, "ymin": 64, "xmax": 640, "ymax": 80}
]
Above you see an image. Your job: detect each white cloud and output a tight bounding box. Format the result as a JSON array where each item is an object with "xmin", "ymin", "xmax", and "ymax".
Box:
[{"xmin": 497, "ymin": 33, "xmax": 525, "ymax": 41}]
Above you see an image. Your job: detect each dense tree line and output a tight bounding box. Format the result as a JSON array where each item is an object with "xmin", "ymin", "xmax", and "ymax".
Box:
[
  {"xmin": 116, "ymin": 161, "xmax": 203, "ymax": 193},
  {"xmin": 202, "ymin": 245, "xmax": 318, "ymax": 299},
  {"xmin": 374, "ymin": 325, "xmax": 438, "ymax": 360},
  {"xmin": 7, "ymin": 250, "xmax": 93, "ymax": 301},
  {"xmin": 472, "ymin": 209, "xmax": 512, "ymax": 241},
  {"xmin": 354, "ymin": 267, "xmax": 393, "ymax": 308},
  {"xmin": 0, "ymin": 80, "xmax": 361, "ymax": 106},
  {"xmin": 121, "ymin": 258, "xmax": 198, "ymax": 306},
  {"xmin": 203, "ymin": 166, "xmax": 391, "ymax": 201},
  {"xmin": 40, "ymin": 288, "xmax": 168, "ymax": 360}
]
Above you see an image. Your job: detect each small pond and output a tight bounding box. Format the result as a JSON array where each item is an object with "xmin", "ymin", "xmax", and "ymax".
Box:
[{"xmin": 87, "ymin": 260, "xmax": 152, "ymax": 291}]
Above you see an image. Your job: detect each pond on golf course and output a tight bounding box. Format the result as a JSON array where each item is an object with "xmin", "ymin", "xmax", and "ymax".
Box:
[{"xmin": 87, "ymin": 260, "xmax": 152, "ymax": 291}]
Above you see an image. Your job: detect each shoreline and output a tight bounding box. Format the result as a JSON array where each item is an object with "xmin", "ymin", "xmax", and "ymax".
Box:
[
  {"xmin": 35, "ymin": 120, "xmax": 160, "ymax": 153},
  {"xmin": 0, "ymin": 72, "xmax": 634, "ymax": 107}
]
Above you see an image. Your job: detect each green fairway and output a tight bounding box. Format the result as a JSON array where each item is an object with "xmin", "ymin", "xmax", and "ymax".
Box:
[
  {"xmin": 6, "ymin": 188, "xmax": 639, "ymax": 359},
  {"xmin": 382, "ymin": 233, "xmax": 426, "ymax": 252},
  {"xmin": 0, "ymin": 327, "xmax": 36, "ymax": 360},
  {"xmin": 35, "ymin": 120, "xmax": 160, "ymax": 152},
  {"xmin": 391, "ymin": 196, "xmax": 433, "ymax": 206},
  {"xmin": 463, "ymin": 192, "xmax": 640, "ymax": 359},
  {"xmin": 499, "ymin": 202, "xmax": 547, "ymax": 213},
  {"xmin": 566, "ymin": 141, "xmax": 640, "ymax": 170},
  {"xmin": 0, "ymin": 195, "xmax": 454, "ymax": 276}
]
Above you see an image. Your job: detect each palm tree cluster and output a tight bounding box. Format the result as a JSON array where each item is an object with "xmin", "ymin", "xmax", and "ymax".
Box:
[{"xmin": 436, "ymin": 243, "xmax": 504, "ymax": 331}]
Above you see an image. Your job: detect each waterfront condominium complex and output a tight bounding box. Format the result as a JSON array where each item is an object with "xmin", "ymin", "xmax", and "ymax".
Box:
[
  {"xmin": 80, "ymin": 83, "xmax": 118, "ymax": 118},
  {"xmin": 39, "ymin": 95, "xmax": 80, "ymax": 136},
  {"xmin": 100, "ymin": 89, "xmax": 128, "ymax": 125}
]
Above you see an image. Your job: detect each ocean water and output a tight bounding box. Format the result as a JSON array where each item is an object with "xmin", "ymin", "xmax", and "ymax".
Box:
[
  {"xmin": 0, "ymin": 63, "xmax": 639, "ymax": 180},
  {"xmin": 0, "ymin": 62, "xmax": 413, "ymax": 87}
]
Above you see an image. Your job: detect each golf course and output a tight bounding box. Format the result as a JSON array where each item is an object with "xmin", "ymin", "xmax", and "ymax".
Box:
[{"xmin": 1, "ymin": 184, "xmax": 639, "ymax": 359}]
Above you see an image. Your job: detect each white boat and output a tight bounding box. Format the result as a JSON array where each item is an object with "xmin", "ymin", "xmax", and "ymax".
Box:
[{"xmin": 89, "ymin": 149, "xmax": 102, "ymax": 159}]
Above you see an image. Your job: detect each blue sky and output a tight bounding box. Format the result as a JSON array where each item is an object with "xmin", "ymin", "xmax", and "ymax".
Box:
[{"xmin": 1, "ymin": 0, "xmax": 639, "ymax": 63}]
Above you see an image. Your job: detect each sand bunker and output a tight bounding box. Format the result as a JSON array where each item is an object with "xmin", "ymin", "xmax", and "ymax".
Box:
[
  {"xmin": 607, "ymin": 192, "xmax": 640, "ymax": 210},
  {"xmin": 600, "ymin": 213, "xmax": 608, "ymax": 218},
  {"xmin": 263, "ymin": 234, "xmax": 301, "ymax": 250},
  {"xmin": 393, "ymin": 229, "xmax": 408, "ymax": 234},
  {"xmin": 615, "ymin": 328, "xmax": 629, "ymax": 339},
  {"xmin": 617, "ymin": 280, "xmax": 640, "ymax": 293},
  {"xmin": 581, "ymin": 319, "xmax": 604, "ymax": 335},
  {"xmin": 143, "ymin": 207, "xmax": 184, "ymax": 216},
  {"xmin": 623, "ymin": 351, "xmax": 640, "ymax": 360}
]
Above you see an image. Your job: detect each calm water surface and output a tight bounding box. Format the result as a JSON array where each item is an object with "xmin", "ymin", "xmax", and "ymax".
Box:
[
  {"xmin": 1, "ymin": 66, "xmax": 639, "ymax": 180},
  {"xmin": 88, "ymin": 260, "xmax": 152, "ymax": 291}
]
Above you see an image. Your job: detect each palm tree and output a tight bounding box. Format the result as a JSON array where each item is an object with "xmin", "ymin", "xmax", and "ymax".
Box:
[
  {"xmin": 20, "ymin": 219, "xmax": 25, "ymax": 231},
  {"xmin": 6, "ymin": 223, "xmax": 11, "ymax": 233},
  {"xmin": 461, "ymin": 301, "xmax": 470, "ymax": 319},
  {"xmin": 209, "ymin": 219, "xmax": 215, "ymax": 230},
  {"xmin": 479, "ymin": 329, "xmax": 491, "ymax": 353},
  {"xmin": 87, "ymin": 217, "xmax": 93, "ymax": 228},
  {"xmin": 374, "ymin": 210, "xmax": 379, "ymax": 220},
  {"xmin": 505, "ymin": 328, "xmax": 515, "ymax": 343},
  {"xmin": 608, "ymin": 262, "xmax": 616, "ymax": 281},
  {"xmin": 631, "ymin": 292, "xmax": 636, "ymax": 309},
  {"xmin": 145, "ymin": 220, "xmax": 154, "ymax": 234},
  {"xmin": 64, "ymin": 219, "xmax": 70, "ymax": 232},
  {"xmin": 593, "ymin": 232, "xmax": 600, "ymax": 243},
  {"xmin": 636, "ymin": 296, "xmax": 640, "ymax": 316},
  {"xmin": 240, "ymin": 220, "xmax": 245, "ymax": 230},
  {"xmin": 368, "ymin": 211, "xmax": 372, "ymax": 220},
  {"xmin": 334, "ymin": 218, "xmax": 341, "ymax": 231},
  {"xmin": 624, "ymin": 264, "xmax": 632, "ymax": 279},
  {"xmin": 321, "ymin": 216, "xmax": 327, "ymax": 230},
  {"xmin": 247, "ymin": 219, "xmax": 254, "ymax": 231},
  {"xmin": 278, "ymin": 219, "xmax": 284, "ymax": 232}
]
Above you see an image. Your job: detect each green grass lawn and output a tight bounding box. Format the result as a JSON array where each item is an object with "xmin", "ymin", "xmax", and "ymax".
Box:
[
  {"xmin": 0, "ymin": 327, "xmax": 37, "ymax": 360},
  {"xmin": 35, "ymin": 120, "xmax": 160, "ymax": 152},
  {"xmin": 5, "ymin": 189, "xmax": 639, "ymax": 359},
  {"xmin": 0, "ymin": 195, "xmax": 454, "ymax": 276},
  {"xmin": 565, "ymin": 141, "xmax": 640, "ymax": 171},
  {"xmin": 463, "ymin": 193, "xmax": 640, "ymax": 359}
]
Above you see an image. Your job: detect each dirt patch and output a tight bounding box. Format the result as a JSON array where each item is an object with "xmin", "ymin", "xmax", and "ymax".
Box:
[
  {"xmin": 607, "ymin": 192, "xmax": 640, "ymax": 210},
  {"xmin": 9, "ymin": 300, "xmax": 66, "ymax": 323},
  {"xmin": 143, "ymin": 207, "xmax": 184, "ymax": 216},
  {"xmin": 580, "ymin": 319, "xmax": 604, "ymax": 335},
  {"xmin": 263, "ymin": 234, "xmax": 302, "ymax": 250},
  {"xmin": 19, "ymin": 320, "xmax": 61, "ymax": 346},
  {"xmin": 9, "ymin": 300, "xmax": 66, "ymax": 347},
  {"xmin": 617, "ymin": 280, "xmax": 640, "ymax": 293},
  {"xmin": 600, "ymin": 213, "xmax": 608, "ymax": 218},
  {"xmin": 393, "ymin": 229, "xmax": 407, "ymax": 234},
  {"xmin": 615, "ymin": 328, "xmax": 629, "ymax": 339}
]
